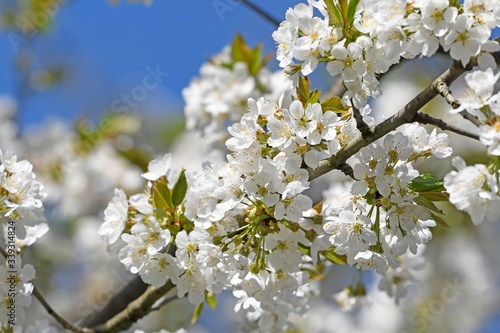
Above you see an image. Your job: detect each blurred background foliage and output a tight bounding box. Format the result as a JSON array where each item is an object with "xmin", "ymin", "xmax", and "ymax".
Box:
[{"xmin": 0, "ymin": 1, "xmax": 499, "ymax": 332}]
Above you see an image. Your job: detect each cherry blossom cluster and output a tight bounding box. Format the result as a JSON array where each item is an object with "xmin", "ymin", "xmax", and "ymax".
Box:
[
  {"xmin": 273, "ymin": 0, "xmax": 500, "ymax": 108},
  {"xmin": 323, "ymin": 128, "xmax": 452, "ymax": 277},
  {"xmin": 443, "ymin": 67, "xmax": 500, "ymax": 225},
  {"xmin": 101, "ymin": 85, "xmax": 458, "ymax": 331},
  {"xmin": 101, "ymin": 98, "xmax": 337, "ymax": 329},
  {"xmin": 0, "ymin": 150, "xmax": 47, "ymax": 327},
  {"xmin": 182, "ymin": 41, "xmax": 291, "ymax": 151},
  {"xmin": 95, "ymin": 1, "xmax": 500, "ymax": 331}
]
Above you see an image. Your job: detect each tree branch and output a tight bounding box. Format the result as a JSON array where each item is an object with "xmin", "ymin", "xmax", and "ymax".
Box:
[
  {"xmin": 434, "ymin": 75, "xmax": 481, "ymax": 126},
  {"xmin": 150, "ymin": 294, "xmax": 180, "ymax": 311},
  {"xmin": 83, "ymin": 276, "xmax": 149, "ymax": 327},
  {"xmin": 307, "ymin": 60, "xmax": 474, "ymax": 181},
  {"xmin": 352, "ymin": 106, "xmax": 373, "ymax": 138},
  {"xmin": 414, "ymin": 112, "xmax": 480, "ymax": 140},
  {"xmin": 83, "ymin": 244, "xmax": 177, "ymax": 328},
  {"xmin": 337, "ymin": 162, "xmax": 356, "ymax": 179},
  {"xmin": 0, "ymin": 247, "xmax": 93, "ymax": 333},
  {"xmin": 92, "ymin": 280, "xmax": 176, "ymax": 333},
  {"xmin": 240, "ymin": 0, "xmax": 281, "ymax": 27},
  {"xmin": 31, "ymin": 287, "xmax": 94, "ymax": 333}
]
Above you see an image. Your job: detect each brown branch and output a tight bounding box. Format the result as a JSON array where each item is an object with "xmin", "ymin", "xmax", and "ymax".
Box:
[
  {"xmin": 0, "ymin": 244, "xmax": 177, "ymax": 333},
  {"xmin": 435, "ymin": 79, "xmax": 460, "ymax": 108},
  {"xmin": 414, "ymin": 112, "xmax": 480, "ymax": 140},
  {"xmin": 150, "ymin": 294, "xmax": 180, "ymax": 311},
  {"xmin": 31, "ymin": 287, "xmax": 94, "ymax": 333},
  {"xmin": 352, "ymin": 106, "xmax": 373, "ymax": 138},
  {"xmin": 434, "ymin": 76, "xmax": 481, "ymax": 126},
  {"xmin": 240, "ymin": 0, "xmax": 281, "ymax": 27},
  {"xmin": 83, "ymin": 276, "xmax": 149, "ymax": 327},
  {"xmin": 0, "ymin": 247, "xmax": 93, "ymax": 333},
  {"xmin": 307, "ymin": 60, "xmax": 473, "ymax": 181},
  {"xmin": 92, "ymin": 280, "xmax": 176, "ymax": 333},
  {"xmin": 338, "ymin": 162, "xmax": 356, "ymax": 179},
  {"xmin": 83, "ymin": 244, "xmax": 177, "ymax": 327}
]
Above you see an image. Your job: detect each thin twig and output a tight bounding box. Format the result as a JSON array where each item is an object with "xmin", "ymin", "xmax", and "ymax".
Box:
[
  {"xmin": 82, "ymin": 276, "xmax": 148, "ymax": 327},
  {"xmin": 0, "ymin": 247, "xmax": 93, "ymax": 333},
  {"xmin": 414, "ymin": 112, "xmax": 480, "ymax": 140},
  {"xmin": 434, "ymin": 77, "xmax": 481, "ymax": 126},
  {"xmin": 240, "ymin": 0, "xmax": 281, "ymax": 27},
  {"xmin": 435, "ymin": 79, "xmax": 460, "ymax": 108},
  {"xmin": 92, "ymin": 280, "xmax": 176, "ymax": 333},
  {"xmin": 31, "ymin": 288, "xmax": 94, "ymax": 333},
  {"xmin": 150, "ymin": 294, "xmax": 179, "ymax": 311},
  {"xmin": 351, "ymin": 106, "xmax": 373, "ymax": 138},
  {"xmin": 83, "ymin": 244, "xmax": 177, "ymax": 327},
  {"xmin": 338, "ymin": 162, "xmax": 356, "ymax": 179},
  {"xmin": 307, "ymin": 60, "xmax": 473, "ymax": 181}
]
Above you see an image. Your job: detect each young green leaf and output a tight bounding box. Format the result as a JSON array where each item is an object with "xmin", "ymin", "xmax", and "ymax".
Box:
[
  {"xmin": 431, "ymin": 213, "xmax": 450, "ymax": 228},
  {"xmin": 206, "ymin": 293, "xmax": 217, "ymax": 310},
  {"xmin": 418, "ymin": 191, "xmax": 449, "ymax": 202},
  {"xmin": 324, "ymin": 0, "xmax": 343, "ymax": 26},
  {"xmin": 172, "ymin": 169, "xmax": 188, "ymax": 206},
  {"xmin": 338, "ymin": 0, "xmax": 349, "ymax": 24},
  {"xmin": 346, "ymin": 0, "xmax": 361, "ymax": 26},
  {"xmin": 296, "ymin": 76, "xmax": 311, "ymax": 106},
  {"xmin": 408, "ymin": 174, "xmax": 445, "ymax": 192},
  {"xmin": 298, "ymin": 242, "xmax": 311, "ymax": 256},
  {"xmin": 249, "ymin": 44, "xmax": 263, "ymax": 76},
  {"xmin": 321, "ymin": 96, "xmax": 349, "ymax": 112},
  {"xmin": 152, "ymin": 176, "xmax": 173, "ymax": 210},
  {"xmin": 307, "ymin": 89, "xmax": 322, "ymax": 105},
  {"xmin": 191, "ymin": 302, "xmax": 204, "ymax": 324},
  {"xmin": 321, "ymin": 246, "xmax": 347, "ymax": 265},
  {"xmin": 231, "ymin": 33, "xmax": 251, "ymax": 65},
  {"xmin": 414, "ymin": 196, "xmax": 444, "ymax": 215}
]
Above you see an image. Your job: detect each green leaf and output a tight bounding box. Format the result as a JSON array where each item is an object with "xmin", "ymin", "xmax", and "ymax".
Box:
[
  {"xmin": 155, "ymin": 207, "xmax": 167, "ymax": 221},
  {"xmin": 321, "ymin": 245, "xmax": 347, "ymax": 265},
  {"xmin": 300, "ymin": 267, "xmax": 325, "ymax": 281},
  {"xmin": 298, "ymin": 242, "xmax": 311, "ymax": 256},
  {"xmin": 338, "ymin": 0, "xmax": 349, "ymax": 24},
  {"xmin": 249, "ymin": 44, "xmax": 263, "ymax": 76},
  {"xmin": 206, "ymin": 293, "xmax": 217, "ymax": 310},
  {"xmin": 414, "ymin": 196, "xmax": 444, "ymax": 215},
  {"xmin": 431, "ymin": 213, "xmax": 450, "ymax": 228},
  {"xmin": 172, "ymin": 169, "xmax": 188, "ymax": 207},
  {"xmin": 296, "ymin": 76, "xmax": 311, "ymax": 106},
  {"xmin": 321, "ymin": 96, "xmax": 348, "ymax": 113},
  {"xmin": 152, "ymin": 176, "xmax": 173, "ymax": 210},
  {"xmin": 312, "ymin": 199, "xmax": 325, "ymax": 215},
  {"xmin": 324, "ymin": 0, "xmax": 343, "ymax": 26},
  {"xmin": 231, "ymin": 33, "xmax": 251, "ymax": 64},
  {"xmin": 346, "ymin": 0, "xmax": 361, "ymax": 26},
  {"xmin": 307, "ymin": 89, "xmax": 321, "ymax": 105},
  {"xmin": 419, "ymin": 191, "xmax": 449, "ymax": 202},
  {"xmin": 408, "ymin": 174, "xmax": 445, "ymax": 192},
  {"xmin": 191, "ymin": 302, "xmax": 204, "ymax": 324}
]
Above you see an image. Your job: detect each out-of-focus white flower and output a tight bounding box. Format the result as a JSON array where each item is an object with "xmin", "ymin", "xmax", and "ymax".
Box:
[{"xmin": 444, "ymin": 156, "xmax": 500, "ymax": 225}]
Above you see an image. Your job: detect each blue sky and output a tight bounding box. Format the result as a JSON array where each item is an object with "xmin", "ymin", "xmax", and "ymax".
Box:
[
  {"xmin": 0, "ymin": 1, "xmax": 498, "ymax": 128},
  {"xmin": 1, "ymin": 1, "xmax": 500, "ymax": 332},
  {"xmin": 0, "ymin": 1, "xmax": 304, "ymax": 127}
]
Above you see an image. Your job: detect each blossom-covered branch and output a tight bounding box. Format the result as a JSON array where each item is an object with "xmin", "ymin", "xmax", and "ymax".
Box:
[
  {"xmin": 92, "ymin": 280, "xmax": 176, "ymax": 333},
  {"xmin": 414, "ymin": 112, "xmax": 480, "ymax": 140},
  {"xmin": 307, "ymin": 59, "xmax": 473, "ymax": 181}
]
